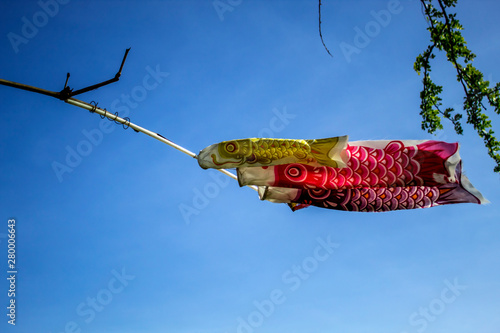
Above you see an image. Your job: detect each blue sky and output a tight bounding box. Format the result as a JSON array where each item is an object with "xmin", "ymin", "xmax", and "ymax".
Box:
[{"xmin": 1, "ymin": 0, "xmax": 499, "ymax": 332}]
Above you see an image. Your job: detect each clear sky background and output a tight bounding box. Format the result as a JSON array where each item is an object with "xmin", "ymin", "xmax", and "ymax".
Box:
[{"xmin": 0, "ymin": 0, "xmax": 499, "ymax": 332}]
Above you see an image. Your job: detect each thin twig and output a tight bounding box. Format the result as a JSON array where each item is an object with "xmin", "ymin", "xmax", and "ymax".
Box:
[{"xmin": 319, "ymin": 0, "xmax": 333, "ymax": 57}]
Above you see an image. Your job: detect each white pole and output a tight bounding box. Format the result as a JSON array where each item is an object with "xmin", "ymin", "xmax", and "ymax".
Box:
[
  {"xmin": 65, "ymin": 97, "xmax": 258, "ymax": 191},
  {"xmin": 0, "ymin": 78, "xmax": 258, "ymax": 191}
]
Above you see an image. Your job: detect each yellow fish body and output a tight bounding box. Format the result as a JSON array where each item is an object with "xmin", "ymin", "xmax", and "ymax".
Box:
[{"xmin": 197, "ymin": 136, "xmax": 348, "ymax": 169}]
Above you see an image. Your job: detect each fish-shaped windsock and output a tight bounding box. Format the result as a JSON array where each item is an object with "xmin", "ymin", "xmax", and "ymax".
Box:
[{"xmin": 197, "ymin": 136, "xmax": 348, "ymax": 169}]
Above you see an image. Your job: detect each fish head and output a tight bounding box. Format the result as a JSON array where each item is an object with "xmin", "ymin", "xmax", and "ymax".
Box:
[{"xmin": 218, "ymin": 139, "xmax": 252, "ymax": 160}]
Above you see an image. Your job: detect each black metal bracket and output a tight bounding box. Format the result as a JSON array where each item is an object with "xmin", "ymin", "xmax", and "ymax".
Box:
[
  {"xmin": 59, "ymin": 48, "xmax": 131, "ymax": 100},
  {"xmin": 0, "ymin": 48, "xmax": 131, "ymax": 101}
]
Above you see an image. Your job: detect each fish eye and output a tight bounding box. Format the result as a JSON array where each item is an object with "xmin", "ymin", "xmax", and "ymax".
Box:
[{"xmin": 225, "ymin": 142, "xmax": 238, "ymax": 153}]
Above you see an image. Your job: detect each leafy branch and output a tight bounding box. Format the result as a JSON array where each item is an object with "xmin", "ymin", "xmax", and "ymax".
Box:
[{"xmin": 414, "ymin": 0, "xmax": 500, "ymax": 172}]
